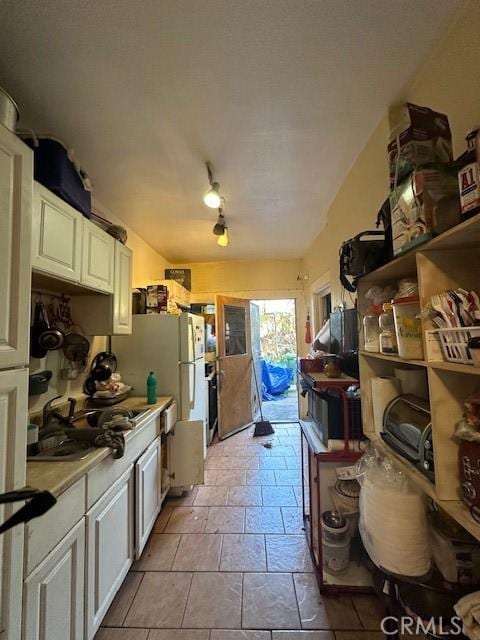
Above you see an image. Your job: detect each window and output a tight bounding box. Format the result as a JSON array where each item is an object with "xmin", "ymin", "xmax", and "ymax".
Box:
[{"xmin": 224, "ymin": 305, "xmax": 247, "ymax": 356}]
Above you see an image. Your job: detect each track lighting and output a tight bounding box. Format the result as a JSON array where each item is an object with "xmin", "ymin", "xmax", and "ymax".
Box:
[
  {"xmin": 217, "ymin": 228, "xmax": 229, "ymax": 247},
  {"xmin": 203, "ymin": 162, "xmax": 221, "ymax": 208},
  {"xmin": 212, "ymin": 210, "xmax": 226, "ymax": 235}
]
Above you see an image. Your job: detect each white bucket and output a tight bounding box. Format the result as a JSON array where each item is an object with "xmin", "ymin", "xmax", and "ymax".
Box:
[
  {"xmin": 392, "ymin": 296, "xmax": 424, "ymax": 360},
  {"xmin": 322, "ymin": 535, "xmax": 350, "ymax": 573}
]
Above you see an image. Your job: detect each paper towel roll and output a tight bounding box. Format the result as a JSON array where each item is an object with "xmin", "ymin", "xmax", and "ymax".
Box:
[
  {"xmin": 394, "ymin": 368, "xmax": 428, "ymax": 400},
  {"xmin": 371, "ymin": 376, "xmax": 401, "ymax": 436}
]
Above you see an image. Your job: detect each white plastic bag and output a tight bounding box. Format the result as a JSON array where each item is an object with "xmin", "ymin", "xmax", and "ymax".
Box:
[{"xmin": 356, "ymin": 446, "xmax": 431, "ymax": 577}]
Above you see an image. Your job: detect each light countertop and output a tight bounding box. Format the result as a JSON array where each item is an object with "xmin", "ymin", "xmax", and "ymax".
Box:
[{"xmin": 26, "ymin": 395, "xmax": 173, "ymax": 497}]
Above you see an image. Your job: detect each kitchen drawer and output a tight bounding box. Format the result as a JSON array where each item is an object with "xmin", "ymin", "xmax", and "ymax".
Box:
[
  {"xmin": 24, "ymin": 477, "xmax": 86, "ymax": 576},
  {"xmin": 161, "ymin": 401, "xmax": 177, "ymax": 434},
  {"xmin": 87, "ymin": 416, "xmax": 159, "ymax": 508}
]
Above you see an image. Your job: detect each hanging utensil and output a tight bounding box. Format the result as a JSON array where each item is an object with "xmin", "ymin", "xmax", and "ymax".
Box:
[
  {"xmin": 62, "ymin": 325, "xmax": 90, "ymax": 362},
  {"xmin": 30, "ymin": 301, "xmax": 49, "ymax": 358},
  {"xmin": 38, "ymin": 302, "xmax": 65, "ymax": 351}
]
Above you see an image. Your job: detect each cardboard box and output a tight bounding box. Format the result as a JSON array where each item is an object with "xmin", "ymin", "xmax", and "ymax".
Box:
[
  {"xmin": 390, "ymin": 166, "xmax": 460, "ymax": 256},
  {"xmin": 388, "ymin": 103, "xmax": 452, "ymax": 189}
]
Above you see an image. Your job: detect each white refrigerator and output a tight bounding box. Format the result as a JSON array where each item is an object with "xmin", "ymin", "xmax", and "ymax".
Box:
[{"xmin": 113, "ymin": 312, "xmax": 206, "ymax": 433}]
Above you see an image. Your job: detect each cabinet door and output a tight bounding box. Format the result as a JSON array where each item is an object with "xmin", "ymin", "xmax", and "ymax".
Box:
[
  {"xmin": 81, "ymin": 219, "xmax": 114, "ymax": 293},
  {"xmin": 135, "ymin": 438, "xmax": 161, "ymax": 559},
  {"xmin": 31, "ymin": 183, "xmax": 83, "ymax": 282},
  {"xmin": 113, "ymin": 242, "xmax": 132, "ymax": 334},
  {"xmin": 0, "ymin": 369, "xmax": 28, "ymax": 640},
  {"xmin": 0, "ymin": 126, "xmax": 32, "ymax": 369},
  {"xmin": 168, "ymin": 420, "xmax": 205, "ymax": 488},
  {"xmin": 23, "ymin": 519, "xmax": 85, "ymax": 640},
  {"xmin": 86, "ymin": 466, "xmax": 134, "ymax": 640}
]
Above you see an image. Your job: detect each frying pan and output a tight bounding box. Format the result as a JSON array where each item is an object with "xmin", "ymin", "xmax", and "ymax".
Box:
[
  {"xmin": 63, "ymin": 326, "xmax": 90, "ymax": 362},
  {"xmin": 38, "ymin": 304, "xmax": 64, "ymax": 352},
  {"xmin": 30, "ymin": 302, "xmax": 49, "ymax": 358}
]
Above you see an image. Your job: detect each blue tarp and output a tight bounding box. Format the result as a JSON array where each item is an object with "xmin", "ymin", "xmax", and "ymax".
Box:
[{"xmin": 261, "ymin": 359, "xmax": 294, "ymax": 401}]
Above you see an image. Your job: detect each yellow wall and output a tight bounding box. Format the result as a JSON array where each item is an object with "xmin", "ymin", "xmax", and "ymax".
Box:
[{"xmin": 303, "ymin": 0, "xmax": 480, "ymax": 308}]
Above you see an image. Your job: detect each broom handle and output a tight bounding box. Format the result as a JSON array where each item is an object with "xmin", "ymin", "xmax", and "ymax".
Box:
[{"xmin": 251, "ymin": 358, "xmax": 264, "ymax": 421}]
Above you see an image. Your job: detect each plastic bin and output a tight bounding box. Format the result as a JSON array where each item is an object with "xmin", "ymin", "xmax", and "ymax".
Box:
[{"xmin": 392, "ymin": 296, "xmax": 424, "ymax": 360}]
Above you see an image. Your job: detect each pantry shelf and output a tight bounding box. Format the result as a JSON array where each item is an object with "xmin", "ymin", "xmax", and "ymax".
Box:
[
  {"xmin": 428, "ymin": 361, "xmax": 480, "ymax": 375},
  {"xmin": 369, "ymin": 436, "xmax": 480, "ymax": 541},
  {"xmin": 359, "ymin": 351, "xmax": 427, "ymax": 367}
]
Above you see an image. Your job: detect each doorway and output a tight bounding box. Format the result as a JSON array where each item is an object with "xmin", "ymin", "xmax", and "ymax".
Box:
[{"xmin": 251, "ymin": 299, "xmax": 299, "ymax": 422}]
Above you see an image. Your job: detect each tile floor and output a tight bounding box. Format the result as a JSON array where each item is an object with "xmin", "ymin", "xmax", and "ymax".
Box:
[{"xmin": 96, "ymin": 423, "xmax": 386, "ymax": 639}]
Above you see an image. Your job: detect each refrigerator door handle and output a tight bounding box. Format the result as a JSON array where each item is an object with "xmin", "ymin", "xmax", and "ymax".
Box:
[
  {"xmin": 182, "ymin": 361, "xmax": 196, "ymax": 410},
  {"xmin": 189, "ymin": 317, "xmax": 195, "ymax": 362}
]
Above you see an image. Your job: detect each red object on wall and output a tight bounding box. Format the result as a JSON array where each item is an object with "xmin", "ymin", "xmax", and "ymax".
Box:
[{"xmin": 305, "ymin": 312, "xmax": 312, "ymax": 344}]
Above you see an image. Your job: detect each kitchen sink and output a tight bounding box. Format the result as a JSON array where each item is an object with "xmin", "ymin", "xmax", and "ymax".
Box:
[{"xmin": 27, "ymin": 440, "xmax": 96, "ymax": 461}]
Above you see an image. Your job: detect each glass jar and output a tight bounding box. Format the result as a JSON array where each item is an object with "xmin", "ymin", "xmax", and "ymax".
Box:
[
  {"xmin": 379, "ymin": 303, "xmax": 398, "ymax": 354},
  {"xmin": 363, "ymin": 306, "xmax": 381, "ymax": 353}
]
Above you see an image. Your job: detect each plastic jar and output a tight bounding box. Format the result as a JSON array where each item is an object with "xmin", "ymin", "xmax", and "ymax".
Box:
[
  {"xmin": 363, "ymin": 305, "xmax": 381, "ymax": 353},
  {"xmin": 392, "ymin": 296, "xmax": 424, "ymax": 360},
  {"xmin": 379, "ymin": 303, "xmax": 398, "ymax": 354}
]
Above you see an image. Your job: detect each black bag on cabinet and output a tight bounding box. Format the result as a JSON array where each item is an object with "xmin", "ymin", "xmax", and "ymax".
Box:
[
  {"xmin": 339, "ymin": 230, "xmax": 385, "ymax": 292},
  {"xmin": 21, "ymin": 136, "xmax": 92, "ymax": 217}
]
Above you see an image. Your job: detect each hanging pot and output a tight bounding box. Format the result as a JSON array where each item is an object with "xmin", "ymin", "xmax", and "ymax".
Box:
[
  {"xmin": 38, "ymin": 304, "xmax": 65, "ymax": 352},
  {"xmin": 30, "ymin": 302, "xmax": 49, "ymax": 358}
]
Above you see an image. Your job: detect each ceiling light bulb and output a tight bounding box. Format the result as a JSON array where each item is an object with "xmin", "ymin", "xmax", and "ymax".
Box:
[
  {"xmin": 217, "ymin": 228, "xmax": 229, "ymax": 247},
  {"xmin": 204, "ymin": 182, "xmax": 221, "ymax": 208}
]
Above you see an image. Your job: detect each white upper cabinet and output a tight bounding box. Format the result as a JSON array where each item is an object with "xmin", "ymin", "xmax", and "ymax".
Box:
[
  {"xmin": 31, "ymin": 182, "xmax": 83, "ymax": 283},
  {"xmin": 81, "ymin": 218, "xmax": 115, "ymax": 294},
  {"xmin": 113, "ymin": 242, "xmax": 133, "ymax": 334},
  {"xmin": 0, "ymin": 125, "xmax": 32, "ymax": 370}
]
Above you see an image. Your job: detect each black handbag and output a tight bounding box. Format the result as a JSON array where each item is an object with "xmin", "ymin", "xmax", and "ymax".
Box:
[{"xmin": 339, "ymin": 230, "xmax": 386, "ymax": 292}]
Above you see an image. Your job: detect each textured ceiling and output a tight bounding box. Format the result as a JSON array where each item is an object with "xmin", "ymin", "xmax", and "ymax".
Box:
[{"xmin": 0, "ymin": 0, "xmax": 456, "ymax": 262}]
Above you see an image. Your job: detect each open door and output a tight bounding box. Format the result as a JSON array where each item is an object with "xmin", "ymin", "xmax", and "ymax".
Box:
[{"xmin": 216, "ymin": 295, "xmax": 253, "ymax": 439}]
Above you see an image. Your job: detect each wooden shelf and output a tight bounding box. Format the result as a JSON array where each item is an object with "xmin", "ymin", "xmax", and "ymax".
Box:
[
  {"xmin": 428, "ymin": 361, "xmax": 480, "ymax": 375},
  {"xmin": 359, "ymin": 351, "xmax": 427, "ymax": 367},
  {"xmin": 370, "ymin": 436, "xmax": 480, "ymax": 541}
]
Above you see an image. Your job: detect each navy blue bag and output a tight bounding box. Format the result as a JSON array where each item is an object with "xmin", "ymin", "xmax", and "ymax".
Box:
[{"xmin": 22, "ymin": 137, "xmax": 92, "ymax": 218}]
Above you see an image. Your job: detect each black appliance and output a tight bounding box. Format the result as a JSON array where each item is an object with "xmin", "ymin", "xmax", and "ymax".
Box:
[
  {"xmin": 381, "ymin": 394, "xmax": 434, "ymax": 481},
  {"xmin": 329, "ymin": 308, "xmax": 359, "ymax": 379}
]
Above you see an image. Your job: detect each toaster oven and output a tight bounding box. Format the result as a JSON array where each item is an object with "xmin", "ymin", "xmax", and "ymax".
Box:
[{"xmin": 381, "ymin": 394, "xmax": 434, "ymax": 481}]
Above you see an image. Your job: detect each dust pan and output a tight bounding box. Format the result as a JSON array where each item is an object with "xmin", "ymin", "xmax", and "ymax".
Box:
[{"xmin": 251, "ymin": 359, "xmax": 275, "ymax": 437}]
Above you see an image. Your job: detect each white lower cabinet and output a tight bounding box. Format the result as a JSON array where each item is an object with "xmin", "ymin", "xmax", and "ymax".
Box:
[
  {"xmin": 135, "ymin": 437, "xmax": 161, "ymax": 559},
  {"xmin": 23, "ymin": 519, "xmax": 85, "ymax": 640},
  {"xmin": 86, "ymin": 466, "xmax": 134, "ymax": 640}
]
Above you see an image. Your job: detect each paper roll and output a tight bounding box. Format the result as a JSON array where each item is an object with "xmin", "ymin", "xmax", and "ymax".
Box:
[
  {"xmin": 371, "ymin": 376, "xmax": 401, "ymax": 436},
  {"xmin": 394, "ymin": 368, "xmax": 428, "ymax": 400}
]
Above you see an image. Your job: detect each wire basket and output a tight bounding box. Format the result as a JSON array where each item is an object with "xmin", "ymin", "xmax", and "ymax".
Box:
[{"xmin": 436, "ymin": 327, "xmax": 480, "ymax": 365}]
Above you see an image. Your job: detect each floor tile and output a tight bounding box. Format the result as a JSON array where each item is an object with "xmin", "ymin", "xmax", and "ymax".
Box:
[
  {"xmin": 206, "ymin": 506, "xmax": 245, "ymax": 533},
  {"xmin": 245, "ymin": 507, "xmax": 284, "ymax": 534},
  {"xmin": 284, "ymin": 456, "xmax": 301, "ymax": 469},
  {"xmin": 246, "ymin": 469, "xmax": 276, "ymax": 485},
  {"xmin": 215, "ymin": 470, "xmax": 247, "ymax": 486},
  {"xmin": 262, "ymin": 486, "xmax": 297, "ymax": 507},
  {"xmin": 242, "ymin": 573, "xmax": 301, "ymax": 629},
  {"xmin": 95, "ymin": 629, "xmax": 149, "ymax": 640},
  {"xmin": 228, "ymin": 485, "xmax": 263, "ymax": 506},
  {"xmin": 274, "ymin": 470, "xmax": 302, "ymax": 486},
  {"xmin": 272, "ymin": 633, "xmax": 334, "ymax": 639},
  {"xmin": 281, "ymin": 508, "xmax": 305, "ymax": 534},
  {"xmin": 334, "ymin": 634, "xmax": 383, "ymax": 640},
  {"xmin": 183, "ymin": 572, "xmax": 243, "ymax": 629},
  {"xmin": 269, "ymin": 445, "xmax": 296, "ymax": 457},
  {"xmin": 133, "ymin": 533, "xmax": 181, "ymax": 571},
  {"xmin": 153, "ymin": 505, "xmax": 174, "ymax": 532},
  {"xmin": 173, "ymin": 533, "xmax": 222, "ymax": 571},
  {"xmin": 220, "ymin": 534, "xmax": 266, "ymax": 571},
  {"xmin": 293, "ymin": 573, "xmax": 331, "ymax": 629},
  {"xmin": 208, "ymin": 456, "xmax": 260, "ymax": 470},
  {"xmin": 124, "ymin": 571, "xmax": 192, "ymax": 628},
  {"xmin": 259, "ymin": 457, "xmax": 287, "ymax": 469},
  {"xmin": 102, "ymin": 572, "xmax": 143, "ymax": 626},
  {"xmin": 165, "ymin": 507, "xmax": 208, "ymax": 533},
  {"xmin": 266, "ymin": 535, "xmax": 313, "ymax": 572},
  {"xmin": 194, "ymin": 486, "xmax": 229, "ymax": 506},
  {"xmin": 351, "ymin": 595, "xmax": 385, "ymax": 630},
  {"xmin": 319, "ymin": 596, "xmax": 362, "ymax": 630},
  {"xmin": 148, "ymin": 631, "xmax": 210, "ymax": 640},
  {"xmin": 211, "ymin": 632, "xmax": 271, "ymax": 639},
  {"xmin": 294, "ymin": 486, "xmax": 303, "ymax": 506},
  {"xmin": 204, "ymin": 469, "xmax": 219, "ymax": 485}
]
